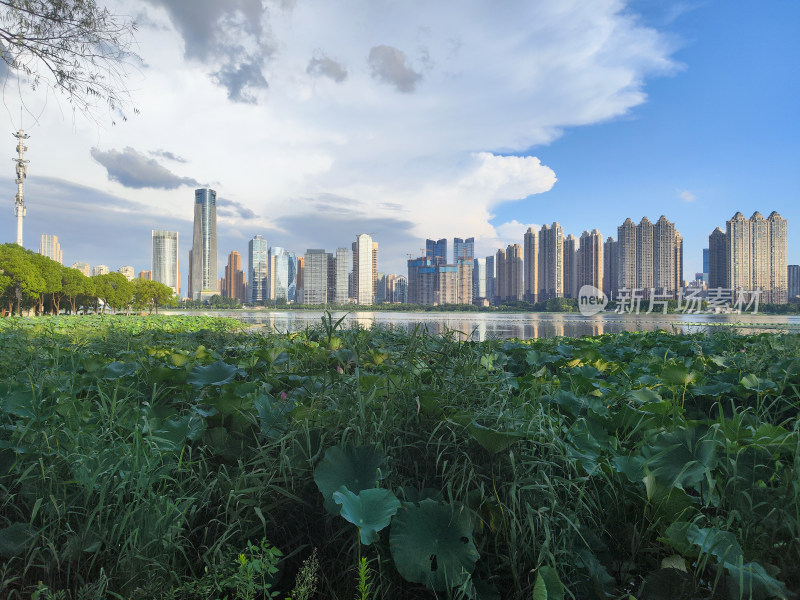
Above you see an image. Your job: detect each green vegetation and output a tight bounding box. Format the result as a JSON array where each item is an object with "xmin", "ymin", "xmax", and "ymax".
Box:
[
  {"xmin": 1, "ymin": 315, "xmax": 798, "ymax": 599},
  {"xmin": 0, "ymin": 243, "xmax": 176, "ymax": 316}
]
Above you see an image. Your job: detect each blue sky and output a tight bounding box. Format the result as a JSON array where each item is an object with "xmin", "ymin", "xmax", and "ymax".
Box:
[
  {"xmin": 492, "ymin": 1, "xmax": 800, "ymax": 275},
  {"xmin": 1, "ymin": 0, "xmax": 797, "ymax": 291}
]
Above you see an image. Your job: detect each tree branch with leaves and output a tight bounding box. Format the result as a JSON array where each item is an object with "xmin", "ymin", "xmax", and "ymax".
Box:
[{"xmin": 0, "ymin": 0, "xmax": 139, "ymax": 123}]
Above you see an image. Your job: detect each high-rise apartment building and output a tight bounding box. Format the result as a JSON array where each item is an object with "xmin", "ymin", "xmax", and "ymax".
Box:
[
  {"xmin": 616, "ymin": 216, "xmax": 682, "ymax": 298},
  {"xmin": 334, "ymin": 247, "xmax": 349, "ymax": 303},
  {"xmin": 603, "ymin": 236, "xmax": 618, "ymax": 298},
  {"xmin": 437, "ymin": 266, "xmax": 459, "ymax": 304},
  {"xmin": 386, "ymin": 275, "xmax": 408, "ymax": 303},
  {"xmin": 523, "ymin": 228, "xmax": 538, "ymax": 303},
  {"xmin": 485, "ymin": 255, "xmax": 495, "ymax": 303},
  {"xmin": 472, "ymin": 258, "xmax": 487, "ymax": 302},
  {"xmin": 375, "ymin": 273, "xmax": 387, "ymax": 303},
  {"xmin": 152, "ymin": 230, "xmax": 180, "ymax": 295},
  {"xmin": 577, "ymin": 229, "xmax": 603, "ymax": 294},
  {"xmin": 456, "ymin": 260, "xmax": 473, "ymax": 305},
  {"xmin": 295, "ymin": 256, "xmax": 305, "ymax": 303},
  {"xmin": 407, "ymin": 256, "xmax": 437, "ymax": 305},
  {"xmin": 636, "ymin": 217, "xmax": 654, "ymax": 291},
  {"xmin": 190, "ymin": 189, "xmax": 218, "ymax": 300},
  {"xmin": 727, "ymin": 211, "xmax": 751, "ymax": 292},
  {"xmin": 711, "ymin": 211, "xmax": 788, "ymax": 303},
  {"xmin": 353, "ymin": 234, "xmax": 375, "ymax": 304},
  {"xmin": 708, "ymin": 227, "xmax": 728, "ymax": 289},
  {"xmin": 72, "ymin": 262, "xmax": 90, "ymax": 276},
  {"xmin": 248, "ymin": 235, "xmax": 268, "ymax": 304},
  {"xmin": 538, "ymin": 222, "xmax": 563, "ymax": 300},
  {"xmin": 768, "ymin": 211, "xmax": 788, "ymax": 304},
  {"xmin": 118, "ymin": 266, "xmax": 135, "ymax": 281},
  {"xmin": 653, "ymin": 216, "xmax": 680, "ymax": 297},
  {"xmin": 788, "ymin": 265, "xmax": 800, "ymax": 302},
  {"xmin": 40, "ymin": 235, "xmax": 63, "ymax": 264},
  {"xmin": 92, "ymin": 265, "xmax": 109, "ymax": 276},
  {"xmin": 453, "ymin": 237, "xmax": 475, "ymax": 261},
  {"xmin": 496, "ymin": 244, "xmax": 522, "ymax": 303},
  {"xmin": 617, "ymin": 218, "xmax": 638, "ymax": 291},
  {"xmin": 426, "ymin": 238, "xmax": 447, "ymax": 264},
  {"xmin": 563, "ymin": 234, "xmax": 578, "ymax": 299},
  {"xmin": 138, "ymin": 270, "xmax": 152, "ymax": 280},
  {"xmin": 304, "ymin": 249, "xmax": 329, "ymax": 304},
  {"xmin": 222, "ymin": 251, "xmax": 246, "ymax": 302}
]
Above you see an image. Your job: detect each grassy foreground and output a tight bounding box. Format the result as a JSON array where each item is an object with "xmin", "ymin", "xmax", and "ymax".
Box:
[{"xmin": 0, "ymin": 316, "xmax": 798, "ymax": 600}]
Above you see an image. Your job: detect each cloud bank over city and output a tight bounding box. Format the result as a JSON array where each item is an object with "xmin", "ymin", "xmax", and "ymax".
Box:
[{"xmin": 1, "ymin": 0, "xmax": 695, "ymax": 280}]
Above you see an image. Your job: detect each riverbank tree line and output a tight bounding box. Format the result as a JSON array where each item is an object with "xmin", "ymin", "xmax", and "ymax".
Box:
[{"xmin": 0, "ymin": 243, "xmax": 175, "ymax": 316}]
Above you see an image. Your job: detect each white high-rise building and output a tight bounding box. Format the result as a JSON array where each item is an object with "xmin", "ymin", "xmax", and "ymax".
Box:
[
  {"xmin": 152, "ymin": 230, "xmax": 179, "ymax": 295},
  {"xmin": 92, "ymin": 264, "xmax": 109, "ymax": 276},
  {"xmin": 118, "ymin": 266, "xmax": 135, "ymax": 281},
  {"xmin": 190, "ymin": 189, "xmax": 218, "ymax": 300},
  {"xmin": 40, "ymin": 235, "xmax": 63, "ymax": 264},
  {"xmin": 352, "ymin": 233, "xmax": 375, "ymax": 304},
  {"xmin": 334, "ymin": 247, "xmax": 349, "ymax": 303}
]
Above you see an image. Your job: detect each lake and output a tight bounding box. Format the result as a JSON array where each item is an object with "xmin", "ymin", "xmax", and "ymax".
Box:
[{"xmin": 165, "ymin": 309, "xmax": 800, "ymax": 341}]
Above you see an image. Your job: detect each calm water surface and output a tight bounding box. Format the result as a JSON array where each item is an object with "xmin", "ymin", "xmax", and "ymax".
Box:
[{"xmin": 169, "ymin": 310, "xmax": 800, "ymax": 341}]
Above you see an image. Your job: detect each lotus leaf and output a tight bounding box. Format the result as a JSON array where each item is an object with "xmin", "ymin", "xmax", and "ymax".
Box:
[
  {"xmin": 332, "ymin": 486, "xmax": 400, "ymax": 545},
  {"xmin": 389, "ymin": 499, "xmax": 478, "ymax": 591},
  {"xmin": 314, "ymin": 445, "xmax": 386, "ymax": 515}
]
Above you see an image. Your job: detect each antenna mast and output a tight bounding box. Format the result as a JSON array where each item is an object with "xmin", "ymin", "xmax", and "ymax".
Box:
[{"xmin": 13, "ymin": 129, "xmax": 30, "ymax": 246}]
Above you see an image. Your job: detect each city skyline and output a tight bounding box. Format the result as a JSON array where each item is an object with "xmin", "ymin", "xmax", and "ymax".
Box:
[{"xmin": 1, "ymin": 2, "xmax": 797, "ymax": 284}]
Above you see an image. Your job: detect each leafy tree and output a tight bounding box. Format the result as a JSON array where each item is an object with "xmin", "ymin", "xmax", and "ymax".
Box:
[
  {"xmin": 0, "ymin": 0, "xmax": 140, "ymax": 122},
  {"xmin": 61, "ymin": 266, "xmax": 89, "ymax": 314},
  {"xmin": 95, "ymin": 272, "xmax": 131, "ymax": 314},
  {"xmin": 30, "ymin": 252, "xmax": 62, "ymax": 314},
  {"xmin": 0, "ymin": 243, "xmax": 44, "ymax": 314},
  {"xmin": 133, "ymin": 279, "xmax": 175, "ymax": 314}
]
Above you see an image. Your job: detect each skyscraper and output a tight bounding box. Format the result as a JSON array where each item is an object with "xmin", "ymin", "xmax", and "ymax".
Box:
[
  {"xmin": 767, "ymin": 211, "xmax": 787, "ymax": 303},
  {"xmin": 92, "ymin": 265, "xmax": 109, "ymax": 276},
  {"xmin": 472, "ymin": 257, "xmax": 487, "ymax": 301},
  {"xmin": 563, "ymin": 234, "xmax": 578, "ymax": 299},
  {"xmin": 496, "ymin": 244, "xmax": 522, "ymax": 303},
  {"xmin": 152, "ymin": 230, "xmax": 180, "ymax": 295},
  {"xmin": 407, "ymin": 256, "xmax": 437, "ymax": 305},
  {"xmin": 353, "ymin": 234, "xmax": 375, "ymax": 304},
  {"xmin": 222, "ymin": 251, "xmax": 246, "ymax": 302},
  {"xmin": 577, "ymin": 229, "xmax": 603, "ymax": 294},
  {"xmin": 708, "ymin": 227, "xmax": 728, "ymax": 289},
  {"xmin": 453, "ymin": 237, "xmax": 475, "ymax": 261},
  {"xmin": 788, "ymin": 265, "xmax": 800, "ymax": 302},
  {"xmin": 603, "ymin": 236, "xmax": 618, "ymax": 298},
  {"xmin": 268, "ymin": 247, "xmax": 294, "ymax": 302},
  {"xmin": 653, "ymin": 216, "xmax": 679, "ymax": 296},
  {"xmin": 191, "ymin": 189, "xmax": 218, "ymax": 300},
  {"xmin": 636, "ymin": 217, "xmax": 654, "ymax": 291},
  {"xmin": 727, "ymin": 211, "xmax": 751, "ymax": 292},
  {"xmin": 523, "ymin": 228, "xmax": 538, "ymax": 303},
  {"xmin": 248, "ymin": 235, "xmax": 268, "ymax": 304},
  {"xmin": 303, "ymin": 250, "xmax": 329, "ymax": 304},
  {"xmin": 426, "ymin": 238, "xmax": 447, "ymax": 264},
  {"xmin": 334, "ymin": 247, "xmax": 349, "ymax": 303},
  {"xmin": 485, "ymin": 255, "xmax": 495, "ymax": 304},
  {"xmin": 617, "ymin": 218, "xmax": 637, "ymax": 291},
  {"xmin": 40, "ymin": 235, "xmax": 62, "ymax": 264},
  {"xmin": 538, "ymin": 222, "xmax": 563, "ymax": 300}
]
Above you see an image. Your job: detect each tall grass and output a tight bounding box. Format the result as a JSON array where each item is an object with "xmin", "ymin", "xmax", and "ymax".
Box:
[{"xmin": 0, "ymin": 317, "xmax": 798, "ymax": 599}]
